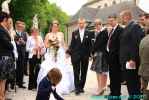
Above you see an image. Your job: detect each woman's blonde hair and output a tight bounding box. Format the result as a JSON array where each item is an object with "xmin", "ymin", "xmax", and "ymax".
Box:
[{"xmin": 47, "ymin": 68, "xmax": 62, "ymax": 86}]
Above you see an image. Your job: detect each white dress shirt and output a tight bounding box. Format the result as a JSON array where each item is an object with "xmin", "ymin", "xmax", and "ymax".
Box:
[
  {"xmin": 79, "ymin": 28, "xmax": 85, "ymax": 42},
  {"xmin": 107, "ymin": 24, "xmax": 118, "ymax": 52}
]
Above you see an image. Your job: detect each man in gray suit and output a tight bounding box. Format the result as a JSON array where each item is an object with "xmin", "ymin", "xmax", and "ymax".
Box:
[{"xmin": 139, "ymin": 35, "xmax": 149, "ymax": 100}]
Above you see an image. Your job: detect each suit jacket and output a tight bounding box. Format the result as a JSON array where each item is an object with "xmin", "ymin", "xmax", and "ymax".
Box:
[
  {"xmin": 67, "ymin": 29, "xmax": 92, "ymax": 63},
  {"xmin": 107, "ymin": 25, "xmax": 124, "ymax": 65},
  {"xmin": 15, "ymin": 31, "xmax": 27, "ymax": 56},
  {"xmin": 139, "ymin": 35, "xmax": 149, "ymax": 77},
  {"xmin": 36, "ymin": 76, "xmax": 64, "ymax": 100},
  {"xmin": 120, "ymin": 21, "xmax": 145, "ymax": 69},
  {"xmin": 0, "ymin": 25, "xmax": 13, "ymax": 57},
  {"xmin": 91, "ymin": 29, "xmax": 108, "ymax": 54}
]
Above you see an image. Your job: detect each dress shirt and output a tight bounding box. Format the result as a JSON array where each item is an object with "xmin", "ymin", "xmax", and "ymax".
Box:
[
  {"xmin": 107, "ymin": 24, "xmax": 118, "ymax": 52},
  {"xmin": 79, "ymin": 28, "xmax": 85, "ymax": 42}
]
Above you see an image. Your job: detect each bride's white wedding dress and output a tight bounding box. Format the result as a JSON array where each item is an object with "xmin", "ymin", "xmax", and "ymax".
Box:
[{"xmin": 37, "ymin": 32, "xmax": 74, "ymax": 95}]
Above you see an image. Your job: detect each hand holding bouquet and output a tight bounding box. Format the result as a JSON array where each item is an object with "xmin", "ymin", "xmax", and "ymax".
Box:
[{"xmin": 48, "ymin": 36, "xmax": 59, "ymax": 61}]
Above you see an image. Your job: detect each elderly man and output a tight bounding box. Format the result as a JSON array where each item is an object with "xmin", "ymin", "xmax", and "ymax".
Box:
[{"xmin": 119, "ymin": 10, "xmax": 145, "ymax": 100}]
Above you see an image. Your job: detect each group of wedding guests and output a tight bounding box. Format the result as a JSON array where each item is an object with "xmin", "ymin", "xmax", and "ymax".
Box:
[
  {"xmin": 0, "ymin": 9, "xmax": 149, "ymax": 100},
  {"xmin": 66, "ymin": 10, "xmax": 148, "ymax": 100},
  {"xmin": 88, "ymin": 10, "xmax": 148, "ymax": 100},
  {"xmin": 0, "ymin": 10, "xmax": 74, "ymax": 100}
]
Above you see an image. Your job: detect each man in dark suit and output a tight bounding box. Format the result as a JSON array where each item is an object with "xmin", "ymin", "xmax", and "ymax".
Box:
[
  {"xmin": 120, "ymin": 10, "xmax": 145, "ymax": 100},
  {"xmin": 107, "ymin": 15, "xmax": 124, "ymax": 99},
  {"xmin": 15, "ymin": 20, "xmax": 27, "ymax": 88},
  {"xmin": 67, "ymin": 18, "xmax": 92, "ymax": 95}
]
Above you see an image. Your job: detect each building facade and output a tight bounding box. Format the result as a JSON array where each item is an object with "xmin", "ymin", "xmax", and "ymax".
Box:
[{"xmin": 66, "ymin": 0, "xmax": 142, "ymax": 44}]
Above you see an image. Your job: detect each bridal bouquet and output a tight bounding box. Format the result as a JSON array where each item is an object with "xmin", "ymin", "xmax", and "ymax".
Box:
[{"xmin": 48, "ymin": 36, "xmax": 59, "ymax": 61}]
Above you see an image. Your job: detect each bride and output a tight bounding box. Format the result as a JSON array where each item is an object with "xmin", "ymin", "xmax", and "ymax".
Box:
[{"xmin": 37, "ymin": 20, "xmax": 74, "ymax": 95}]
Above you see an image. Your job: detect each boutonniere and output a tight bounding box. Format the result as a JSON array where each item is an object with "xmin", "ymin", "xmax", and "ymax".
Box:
[
  {"xmin": 74, "ymin": 35, "xmax": 78, "ymax": 39},
  {"xmin": 85, "ymin": 35, "xmax": 88, "ymax": 38}
]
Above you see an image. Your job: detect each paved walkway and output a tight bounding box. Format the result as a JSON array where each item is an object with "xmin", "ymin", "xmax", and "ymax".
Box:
[{"xmin": 6, "ymin": 62, "xmax": 129, "ymax": 100}]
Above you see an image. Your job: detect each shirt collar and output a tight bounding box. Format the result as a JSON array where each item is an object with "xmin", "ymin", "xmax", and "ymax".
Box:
[
  {"xmin": 113, "ymin": 24, "xmax": 118, "ymax": 30},
  {"xmin": 79, "ymin": 28, "xmax": 85, "ymax": 33}
]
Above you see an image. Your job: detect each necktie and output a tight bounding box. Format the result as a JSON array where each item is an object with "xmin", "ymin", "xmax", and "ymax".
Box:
[
  {"xmin": 107, "ymin": 29, "xmax": 114, "ymax": 51},
  {"xmin": 17, "ymin": 32, "xmax": 21, "ymax": 36}
]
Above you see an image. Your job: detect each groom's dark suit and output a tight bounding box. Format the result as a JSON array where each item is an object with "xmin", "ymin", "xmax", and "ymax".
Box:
[{"xmin": 67, "ymin": 28, "xmax": 92, "ymax": 93}]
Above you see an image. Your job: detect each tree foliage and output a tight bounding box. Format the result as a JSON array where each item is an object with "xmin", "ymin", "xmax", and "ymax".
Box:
[{"xmin": 0, "ymin": 0, "xmax": 69, "ymax": 36}]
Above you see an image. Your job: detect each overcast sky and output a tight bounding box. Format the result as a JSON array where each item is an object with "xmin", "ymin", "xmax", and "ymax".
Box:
[{"xmin": 49, "ymin": 0, "xmax": 88, "ymax": 15}]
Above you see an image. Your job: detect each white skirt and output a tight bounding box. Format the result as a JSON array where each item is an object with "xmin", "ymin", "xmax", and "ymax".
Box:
[{"xmin": 37, "ymin": 47, "xmax": 74, "ymax": 95}]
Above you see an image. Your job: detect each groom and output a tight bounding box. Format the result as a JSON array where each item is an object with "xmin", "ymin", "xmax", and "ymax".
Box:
[{"xmin": 67, "ymin": 18, "xmax": 93, "ymax": 95}]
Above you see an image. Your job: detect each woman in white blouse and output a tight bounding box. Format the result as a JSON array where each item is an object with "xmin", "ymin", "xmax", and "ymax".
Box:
[{"xmin": 26, "ymin": 27, "xmax": 45, "ymax": 90}]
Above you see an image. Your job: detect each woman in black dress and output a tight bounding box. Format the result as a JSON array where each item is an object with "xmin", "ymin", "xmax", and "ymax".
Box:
[
  {"xmin": 0, "ymin": 12, "xmax": 14, "ymax": 100},
  {"xmin": 91, "ymin": 19, "xmax": 108, "ymax": 95}
]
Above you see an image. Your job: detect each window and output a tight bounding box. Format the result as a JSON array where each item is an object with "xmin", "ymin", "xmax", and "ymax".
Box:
[
  {"xmin": 113, "ymin": 1, "xmax": 116, "ymax": 5},
  {"xmin": 98, "ymin": 5, "xmax": 101, "ymax": 8},
  {"xmin": 104, "ymin": 3, "xmax": 108, "ymax": 7}
]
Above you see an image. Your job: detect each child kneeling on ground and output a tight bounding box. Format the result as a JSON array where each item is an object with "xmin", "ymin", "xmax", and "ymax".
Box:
[{"xmin": 36, "ymin": 68, "xmax": 64, "ymax": 100}]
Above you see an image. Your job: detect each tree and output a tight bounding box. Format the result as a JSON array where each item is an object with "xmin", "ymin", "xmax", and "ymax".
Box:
[{"xmin": 0, "ymin": 0, "xmax": 69, "ymax": 37}]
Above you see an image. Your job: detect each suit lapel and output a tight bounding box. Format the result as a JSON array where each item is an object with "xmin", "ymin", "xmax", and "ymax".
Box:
[
  {"xmin": 123, "ymin": 21, "xmax": 134, "ymax": 35},
  {"xmin": 82, "ymin": 29, "xmax": 88, "ymax": 43},
  {"xmin": 75, "ymin": 29, "xmax": 81, "ymax": 43},
  {"xmin": 110, "ymin": 25, "xmax": 119, "ymax": 38}
]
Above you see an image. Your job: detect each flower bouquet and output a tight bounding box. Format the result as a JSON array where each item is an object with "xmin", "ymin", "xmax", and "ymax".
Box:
[{"xmin": 48, "ymin": 36, "xmax": 59, "ymax": 61}]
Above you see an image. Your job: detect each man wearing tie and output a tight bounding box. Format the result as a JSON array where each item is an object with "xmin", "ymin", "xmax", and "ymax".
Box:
[
  {"xmin": 106, "ymin": 15, "xmax": 124, "ymax": 100},
  {"xmin": 67, "ymin": 18, "xmax": 92, "ymax": 95},
  {"xmin": 15, "ymin": 20, "xmax": 27, "ymax": 88}
]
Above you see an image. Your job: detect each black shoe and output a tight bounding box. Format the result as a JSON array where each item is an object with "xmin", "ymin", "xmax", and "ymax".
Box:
[
  {"xmin": 10, "ymin": 84, "xmax": 14, "ymax": 90},
  {"xmin": 121, "ymin": 81, "xmax": 126, "ymax": 85},
  {"xmin": 28, "ymin": 87, "xmax": 33, "ymax": 90},
  {"xmin": 28, "ymin": 87, "xmax": 36, "ymax": 90},
  {"xmin": 75, "ymin": 90, "xmax": 80, "ymax": 95},
  {"xmin": 79, "ymin": 89, "xmax": 84, "ymax": 93},
  {"xmin": 23, "ymin": 82, "xmax": 26, "ymax": 84},
  {"xmin": 18, "ymin": 85, "xmax": 26, "ymax": 89}
]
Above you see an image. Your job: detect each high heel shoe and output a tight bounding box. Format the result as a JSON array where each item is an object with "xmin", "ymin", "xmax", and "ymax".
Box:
[{"xmin": 92, "ymin": 88, "xmax": 106, "ymax": 96}]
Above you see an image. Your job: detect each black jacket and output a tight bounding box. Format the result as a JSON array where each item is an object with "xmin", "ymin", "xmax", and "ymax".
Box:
[
  {"xmin": 91, "ymin": 29, "xmax": 108, "ymax": 54},
  {"xmin": 36, "ymin": 77, "xmax": 64, "ymax": 100},
  {"xmin": 67, "ymin": 29, "xmax": 92, "ymax": 63},
  {"xmin": 120, "ymin": 21, "xmax": 145, "ymax": 68},
  {"xmin": 107, "ymin": 25, "xmax": 124, "ymax": 65},
  {"xmin": 14, "ymin": 31, "xmax": 27, "ymax": 56},
  {"xmin": 0, "ymin": 25, "xmax": 13, "ymax": 57}
]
